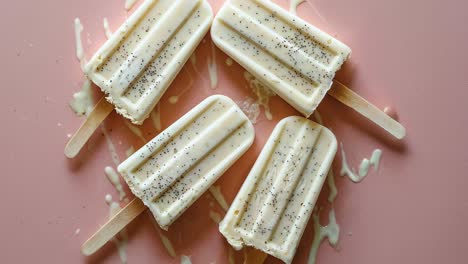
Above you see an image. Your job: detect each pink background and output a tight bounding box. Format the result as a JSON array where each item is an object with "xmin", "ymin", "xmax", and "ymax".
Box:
[{"xmin": 1, "ymin": 0, "xmax": 467, "ymax": 263}]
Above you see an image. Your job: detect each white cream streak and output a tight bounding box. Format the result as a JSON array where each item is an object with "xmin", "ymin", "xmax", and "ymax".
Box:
[
  {"xmin": 106, "ymin": 195, "xmax": 128, "ymax": 264},
  {"xmin": 147, "ymin": 211, "xmax": 176, "ymax": 257},
  {"xmin": 100, "ymin": 124, "xmax": 121, "ymax": 167},
  {"xmin": 125, "ymin": 146, "xmax": 135, "ymax": 158},
  {"xmin": 74, "ymin": 18, "xmax": 86, "ymax": 69},
  {"xmin": 327, "ymin": 170, "xmax": 337, "ymax": 203},
  {"xmin": 209, "ymin": 185, "xmax": 229, "ymax": 212},
  {"xmin": 313, "ymin": 111, "xmax": 323, "ymax": 125},
  {"xmin": 181, "ymin": 255, "xmax": 192, "ymax": 264},
  {"xmin": 340, "ymin": 143, "xmax": 383, "ymax": 183},
  {"xmin": 308, "ymin": 209, "xmax": 340, "ymax": 264},
  {"xmin": 70, "ymin": 79, "xmax": 94, "ymax": 116},
  {"xmin": 209, "ymin": 210, "xmax": 222, "ymax": 224},
  {"xmin": 150, "ymin": 104, "xmax": 162, "ymax": 131},
  {"xmin": 105, "ymin": 166, "xmax": 127, "ymax": 201},
  {"xmin": 208, "ymin": 42, "xmax": 218, "ymax": 89},
  {"xmin": 169, "ymin": 68, "xmax": 194, "ymax": 104},
  {"xmin": 124, "ymin": 120, "xmax": 146, "ymax": 143},
  {"xmin": 103, "ymin": 18, "xmax": 112, "ymax": 39}
]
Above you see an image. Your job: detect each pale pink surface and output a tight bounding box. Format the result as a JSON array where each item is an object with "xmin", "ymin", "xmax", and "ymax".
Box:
[{"xmin": 1, "ymin": 0, "xmax": 467, "ymax": 263}]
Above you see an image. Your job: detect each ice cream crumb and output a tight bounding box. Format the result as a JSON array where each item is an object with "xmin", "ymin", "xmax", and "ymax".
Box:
[
  {"xmin": 225, "ymin": 58, "xmax": 233, "ymax": 66},
  {"xmin": 208, "ymin": 43, "xmax": 218, "ymax": 89},
  {"xmin": 105, "ymin": 194, "xmax": 113, "ymax": 204},
  {"xmin": 327, "ymin": 169, "xmax": 337, "ymax": 203},
  {"xmin": 74, "ymin": 228, "xmax": 81, "ymax": 236},
  {"xmin": 383, "ymin": 106, "xmax": 399, "ymax": 120}
]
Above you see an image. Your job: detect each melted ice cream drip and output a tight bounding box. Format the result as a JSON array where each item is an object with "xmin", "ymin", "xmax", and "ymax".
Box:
[
  {"xmin": 169, "ymin": 68, "xmax": 194, "ymax": 104},
  {"xmin": 103, "ymin": 18, "xmax": 112, "ymax": 39},
  {"xmin": 150, "ymin": 104, "xmax": 162, "ymax": 131},
  {"xmin": 124, "ymin": 120, "xmax": 146, "ymax": 143},
  {"xmin": 308, "ymin": 209, "xmax": 339, "ymax": 264},
  {"xmin": 105, "ymin": 166, "xmax": 127, "ymax": 201},
  {"xmin": 208, "ymin": 42, "xmax": 218, "ymax": 89},
  {"xmin": 105, "ymin": 195, "xmax": 128, "ymax": 264},
  {"xmin": 244, "ymin": 71, "xmax": 275, "ymax": 120},
  {"xmin": 209, "ymin": 185, "xmax": 229, "ymax": 212},
  {"xmin": 340, "ymin": 143, "xmax": 383, "ymax": 183}
]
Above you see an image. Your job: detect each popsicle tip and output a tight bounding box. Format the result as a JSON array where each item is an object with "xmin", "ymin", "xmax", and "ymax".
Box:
[
  {"xmin": 395, "ymin": 125, "xmax": 406, "ymax": 140},
  {"xmin": 80, "ymin": 242, "xmax": 95, "ymax": 256},
  {"xmin": 64, "ymin": 143, "xmax": 78, "ymax": 159}
]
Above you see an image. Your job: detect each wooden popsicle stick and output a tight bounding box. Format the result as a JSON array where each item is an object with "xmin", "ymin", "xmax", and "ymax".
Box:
[
  {"xmin": 327, "ymin": 80, "xmax": 406, "ymax": 139},
  {"xmin": 243, "ymin": 247, "xmax": 268, "ymax": 264},
  {"xmin": 81, "ymin": 198, "xmax": 146, "ymax": 256},
  {"xmin": 64, "ymin": 98, "xmax": 114, "ymax": 158}
]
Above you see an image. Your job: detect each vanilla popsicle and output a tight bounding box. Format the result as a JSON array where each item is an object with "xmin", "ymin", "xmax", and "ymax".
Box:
[
  {"xmin": 86, "ymin": 0, "xmax": 213, "ymax": 124},
  {"xmin": 118, "ymin": 95, "xmax": 255, "ymax": 229},
  {"xmin": 211, "ymin": 0, "xmax": 350, "ymax": 117},
  {"xmin": 219, "ymin": 116, "xmax": 337, "ymax": 263}
]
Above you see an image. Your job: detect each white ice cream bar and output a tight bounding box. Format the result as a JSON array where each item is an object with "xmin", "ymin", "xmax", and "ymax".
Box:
[
  {"xmin": 211, "ymin": 0, "xmax": 351, "ymax": 117},
  {"xmin": 85, "ymin": 0, "xmax": 213, "ymax": 124},
  {"xmin": 219, "ymin": 116, "xmax": 337, "ymax": 263},
  {"xmin": 118, "ymin": 95, "xmax": 255, "ymax": 230}
]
